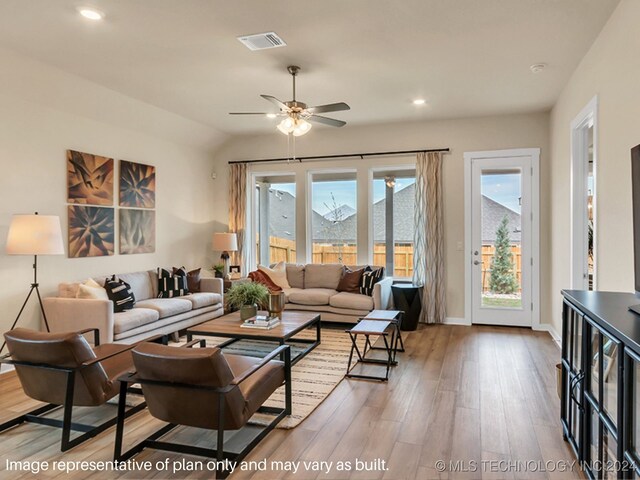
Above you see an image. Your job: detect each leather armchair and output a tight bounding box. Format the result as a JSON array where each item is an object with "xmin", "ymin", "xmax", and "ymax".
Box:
[
  {"xmin": 0, "ymin": 328, "xmax": 150, "ymax": 451},
  {"xmin": 114, "ymin": 340, "xmax": 292, "ymax": 479}
]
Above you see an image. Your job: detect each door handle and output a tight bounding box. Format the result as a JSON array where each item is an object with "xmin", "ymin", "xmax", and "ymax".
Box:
[
  {"xmin": 473, "ymin": 250, "xmax": 479, "ymax": 256},
  {"xmin": 473, "ymin": 260, "xmax": 480, "ymax": 265}
]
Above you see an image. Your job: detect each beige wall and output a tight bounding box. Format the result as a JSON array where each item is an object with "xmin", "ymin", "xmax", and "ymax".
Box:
[
  {"xmin": 213, "ymin": 112, "xmax": 550, "ymax": 320},
  {"xmin": 0, "ymin": 47, "xmax": 226, "ymax": 334},
  {"xmin": 549, "ymin": 0, "xmax": 640, "ymax": 335}
]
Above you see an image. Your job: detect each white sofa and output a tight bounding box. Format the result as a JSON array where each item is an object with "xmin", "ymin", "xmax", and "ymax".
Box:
[
  {"xmin": 279, "ymin": 264, "xmax": 392, "ymax": 323},
  {"xmin": 43, "ymin": 270, "xmax": 224, "ymax": 344}
]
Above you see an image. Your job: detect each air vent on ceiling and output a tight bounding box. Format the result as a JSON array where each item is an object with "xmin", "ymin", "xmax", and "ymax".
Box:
[{"xmin": 237, "ymin": 32, "xmax": 287, "ymax": 51}]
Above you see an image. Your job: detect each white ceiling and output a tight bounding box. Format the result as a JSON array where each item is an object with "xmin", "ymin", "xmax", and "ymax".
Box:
[{"xmin": 0, "ymin": 0, "xmax": 620, "ymax": 134}]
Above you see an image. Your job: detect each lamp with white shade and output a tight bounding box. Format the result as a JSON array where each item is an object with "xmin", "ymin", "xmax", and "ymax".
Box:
[
  {"xmin": 1, "ymin": 213, "xmax": 64, "ymax": 354},
  {"xmin": 212, "ymin": 232, "xmax": 238, "ymax": 278}
]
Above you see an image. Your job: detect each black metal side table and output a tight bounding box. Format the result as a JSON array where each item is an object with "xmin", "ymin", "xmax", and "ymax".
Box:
[{"xmin": 391, "ymin": 284, "xmax": 423, "ymax": 331}]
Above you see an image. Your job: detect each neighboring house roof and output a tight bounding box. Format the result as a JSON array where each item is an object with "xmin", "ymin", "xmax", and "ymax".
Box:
[
  {"xmin": 265, "ymin": 187, "xmax": 520, "ymax": 245},
  {"xmin": 482, "ymin": 195, "xmax": 521, "ymax": 244},
  {"xmin": 323, "ymin": 204, "xmax": 356, "ymax": 220}
]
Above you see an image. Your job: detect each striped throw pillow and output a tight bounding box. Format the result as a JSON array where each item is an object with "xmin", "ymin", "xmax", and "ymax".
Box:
[
  {"xmin": 158, "ymin": 267, "xmax": 189, "ymax": 298},
  {"xmin": 359, "ymin": 267, "xmax": 385, "ymax": 296},
  {"xmin": 103, "ymin": 275, "xmax": 136, "ymax": 312}
]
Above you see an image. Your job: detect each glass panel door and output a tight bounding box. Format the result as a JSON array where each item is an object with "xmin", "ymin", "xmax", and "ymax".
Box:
[{"xmin": 470, "ymin": 155, "xmax": 533, "ymax": 327}]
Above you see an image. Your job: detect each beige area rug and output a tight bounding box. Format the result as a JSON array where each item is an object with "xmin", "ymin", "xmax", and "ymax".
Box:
[{"xmin": 182, "ymin": 328, "xmax": 363, "ymax": 429}]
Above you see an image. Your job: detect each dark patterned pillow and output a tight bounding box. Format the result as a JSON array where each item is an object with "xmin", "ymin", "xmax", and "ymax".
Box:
[
  {"xmin": 360, "ymin": 267, "xmax": 385, "ymax": 296},
  {"xmin": 158, "ymin": 267, "xmax": 189, "ymax": 298},
  {"xmin": 173, "ymin": 267, "xmax": 201, "ymax": 293},
  {"xmin": 103, "ymin": 275, "xmax": 136, "ymax": 312}
]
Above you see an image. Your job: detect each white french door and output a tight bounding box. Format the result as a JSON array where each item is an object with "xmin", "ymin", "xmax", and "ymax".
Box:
[{"xmin": 465, "ymin": 149, "xmax": 540, "ymax": 327}]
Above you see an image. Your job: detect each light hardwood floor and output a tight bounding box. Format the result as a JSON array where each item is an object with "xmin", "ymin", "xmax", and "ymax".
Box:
[{"xmin": 0, "ymin": 325, "xmax": 581, "ymax": 479}]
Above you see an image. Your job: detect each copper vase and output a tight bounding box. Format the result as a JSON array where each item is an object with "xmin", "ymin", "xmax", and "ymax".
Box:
[{"xmin": 267, "ymin": 292, "xmax": 285, "ymax": 319}]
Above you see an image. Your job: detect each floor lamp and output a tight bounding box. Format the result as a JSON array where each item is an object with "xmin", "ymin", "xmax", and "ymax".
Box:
[
  {"xmin": 213, "ymin": 232, "xmax": 238, "ymax": 279},
  {"xmin": 1, "ymin": 213, "xmax": 64, "ymax": 355}
]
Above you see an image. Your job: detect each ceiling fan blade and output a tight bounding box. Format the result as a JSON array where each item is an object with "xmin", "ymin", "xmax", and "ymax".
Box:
[
  {"xmin": 228, "ymin": 112, "xmax": 274, "ymax": 115},
  {"xmin": 260, "ymin": 95, "xmax": 289, "ymax": 110},
  {"xmin": 307, "ymin": 102, "xmax": 350, "ymax": 114},
  {"xmin": 309, "ymin": 115, "xmax": 347, "ymax": 127}
]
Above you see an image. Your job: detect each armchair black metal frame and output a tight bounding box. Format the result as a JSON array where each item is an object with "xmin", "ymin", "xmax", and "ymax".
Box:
[
  {"xmin": 114, "ymin": 340, "xmax": 292, "ymax": 479},
  {"xmin": 0, "ymin": 329, "xmax": 166, "ymax": 451}
]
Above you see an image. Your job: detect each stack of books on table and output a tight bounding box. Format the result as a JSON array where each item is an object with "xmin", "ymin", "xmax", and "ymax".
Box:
[{"xmin": 241, "ymin": 315, "xmax": 281, "ymax": 329}]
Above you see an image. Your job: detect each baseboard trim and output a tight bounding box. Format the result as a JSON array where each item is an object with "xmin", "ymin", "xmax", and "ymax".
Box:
[
  {"xmin": 533, "ymin": 323, "xmax": 562, "ymax": 348},
  {"xmin": 0, "ymin": 364, "xmax": 15, "ymax": 375},
  {"xmin": 444, "ymin": 317, "xmax": 472, "ymax": 326}
]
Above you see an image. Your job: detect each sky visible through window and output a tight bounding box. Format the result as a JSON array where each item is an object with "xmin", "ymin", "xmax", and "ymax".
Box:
[
  {"xmin": 481, "ymin": 173, "xmax": 521, "ymax": 213},
  {"xmin": 271, "ymin": 174, "xmax": 520, "ymax": 215}
]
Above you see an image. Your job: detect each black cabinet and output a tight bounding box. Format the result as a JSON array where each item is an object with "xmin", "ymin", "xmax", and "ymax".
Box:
[{"xmin": 561, "ymin": 291, "xmax": 640, "ymax": 479}]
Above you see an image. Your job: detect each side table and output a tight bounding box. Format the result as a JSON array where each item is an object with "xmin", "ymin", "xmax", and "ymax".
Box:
[
  {"xmin": 223, "ymin": 277, "xmax": 250, "ymax": 293},
  {"xmin": 391, "ymin": 284, "xmax": 423, "ymax": 331}
]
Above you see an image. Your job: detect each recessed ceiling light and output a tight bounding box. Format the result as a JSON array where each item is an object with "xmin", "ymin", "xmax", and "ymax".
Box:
[
  {"xmin": 77, "ymin": 6, "xmax": 105, "ymax": 21},
  {"xmin": 412, "ymin": 99, "xmax": 426, "ymax": 106},
  {"xmin": 266, "ymin": 113, "xmax": 277, "ymax": 119},
  {"xmin": 530, "ymin": 63, "xmax": 547, "ymax": 74}
]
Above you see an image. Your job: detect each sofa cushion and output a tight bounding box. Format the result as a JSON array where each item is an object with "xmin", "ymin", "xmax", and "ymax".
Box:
[
  {"xmin": 117, "ymin": 271, "xmax": 155, "ymax": 301},
  {"xmin": 135, "ymin": 298, "xmax": 193, "ymax": 318},
  {"xmin": 158, "ymin": 268, "xmax": 190, "ymax": 298},
  {"xmin": 186, "ymin": 292, "xmax": 222, "ymax": 309},
  {"xmin": 282, "ymin": 288, "xmax": 303, "ymax": 303},
  {"xmin": 288, "ymin": 288, "xmax": 337, "ymax": 306},
  {"xmin": 360, "ymin": 267, "xmax": 385, "ymax": 296},
  {"xmin": 304, "ymin": 264, "xmax": 344, "ymax": 290},
  {"xmin": 173, "ymin": 267, "xmax": 201, "ymax": 293},
  {"xmin": 286, "ymin": 264, "xmax": 305, "ymax": 289},
  {"xmin": 329, "ymin": 292, "xmax": 374, "ymax": 311},
  {"xmin": 76, "ymin": 282, "xmax": 109, "ymax": 300},
  {"xmin": 258, "ymin": 262, "xmax": 290, "ymax": 289},
  {"xmin": 337, "ymin": 267, "xmax": 365, "ymax": 294},
  {"xmin": 113, "ymin": 308, "xmax": 160, "ymax": 334},
  {"xmin": 104, "ymin": 275, "xmax": 136, "ymax": 312},
  {"xmin": 59, "ymin": 282, "xmax": 81, "ymax": 298}
]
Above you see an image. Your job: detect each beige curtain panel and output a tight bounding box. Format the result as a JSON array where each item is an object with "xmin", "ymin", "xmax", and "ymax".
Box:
[
  {"xmin": 228, "ymin": 163, "xmax": 247, "ymax": 273},
  {"xmin": 413, "ymin": 151, "xmax": 446, "ymax": 324}
]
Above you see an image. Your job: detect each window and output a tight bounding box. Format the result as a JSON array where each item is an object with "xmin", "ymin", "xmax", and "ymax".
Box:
[
  {"xmin": 253, "ymin": 174, "xmax": 296, "ymax": 266},
  {"xmin": 310, "ymin": 171, "xmax": 357, "ymax": 265},
  {"xmin": 372, "ymin": 169, "xmax": 416, "ymax": 277}
]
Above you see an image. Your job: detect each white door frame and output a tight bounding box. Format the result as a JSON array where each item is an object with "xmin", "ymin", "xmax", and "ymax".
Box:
[
  {"xmin": 570, "ymin": 96, "xmax": 598, "ymax": 289},
  {"xmin": 464, "ymin": 148, "xmax": 540, "ymax": 329}
]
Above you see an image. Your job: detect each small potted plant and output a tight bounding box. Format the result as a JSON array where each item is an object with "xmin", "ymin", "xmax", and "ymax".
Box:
[
  {"xmin": 226, "ymin": 282, "xmax": 269, "ymax": 320},
  {"xmin": 213, "ymin": 263, "xmax": 225, "ymax": 278}
]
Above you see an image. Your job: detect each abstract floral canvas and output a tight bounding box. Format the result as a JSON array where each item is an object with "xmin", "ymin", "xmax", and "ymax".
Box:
[
  {"xmin": 67, "ymin": 150, "xmax": 114, "ymax": 205},
  {"xmin": 68, "ymin": 206, "xmax": 114, "ymax": 258},
  {"xmin": 120, "ymin": 209, "xmax": 155, "ymax": 254},
  {"xmin": 119, "ymin": 160, "xmax": 155, "ymax": 208}
]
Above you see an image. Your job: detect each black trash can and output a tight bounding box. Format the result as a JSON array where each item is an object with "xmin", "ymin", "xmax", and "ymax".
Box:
[{"xmin": 391, "ymin": 284, "xmax": 423, "ymax": 331}]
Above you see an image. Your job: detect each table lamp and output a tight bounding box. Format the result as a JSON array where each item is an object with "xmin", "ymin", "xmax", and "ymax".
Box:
[
  {"xmin": 212, "ymin": 232, "xmax": 238, "ymax": 278},
  {"xmin": 1, "ymin": 213, "xmax": 64, "ymax": 354}
]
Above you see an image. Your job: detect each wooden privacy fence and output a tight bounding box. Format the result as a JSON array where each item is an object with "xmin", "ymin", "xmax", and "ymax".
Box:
[
  {"xmin": 264, "ymin": 236, "xmax": 521, "ymax": 289},
  {"xmin": 262, "ymin": 237, "xmax": 414, "ymax": 277}
]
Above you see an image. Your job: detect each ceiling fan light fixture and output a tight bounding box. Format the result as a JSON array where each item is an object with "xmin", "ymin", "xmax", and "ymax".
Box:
[
  {"xmin": 266, "ymin": 113, "xmax": 277, "ymax": 119},
  {"xmin": 277, "ymin": 117, "xmax": 296, "ymax": 134},
  {"xmin": 292, "ymin": 119, "xmax": 312, "ymax": 136}
]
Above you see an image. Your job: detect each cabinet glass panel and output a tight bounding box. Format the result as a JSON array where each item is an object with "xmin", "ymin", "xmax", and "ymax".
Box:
[
  {"xmin": 589, "ymin": 404, "xmax": 600, "ymax": 465},
  {"xmin": 632, "ymin": 359, "xmax": 640, "ymax": 456},
  {"xmin": 590, "ymin": 327, "xmax": 600, "ymax": 402},
  {"xmin": 572, "ymin": 311, "xmax": 583, "ymax": 370},
  {"xmin": 602, "ymin": 427, "xmax": 618, "ymax": 480},
  {"xmin": 601, "ymin": 333, "xmax": 619, "ymax": 425},
  {"xmin": 570, "ymin": 379, "xmax": 582, "ymax": 448}
]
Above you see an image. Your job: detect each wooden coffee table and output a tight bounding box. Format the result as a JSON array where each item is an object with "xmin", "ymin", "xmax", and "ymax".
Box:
[{"xmin": 186, "ymin": 310, "xmax": 321, "ymax": 365}]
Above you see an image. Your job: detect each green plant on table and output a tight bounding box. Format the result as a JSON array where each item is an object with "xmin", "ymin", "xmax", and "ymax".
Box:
[
  {"xmin": 213, "ymin": 263, "xmax": 225, "ymax": 276},
  {"xmin": 226, "ymin": 282, "xmax": 269, "ymax": 310}
]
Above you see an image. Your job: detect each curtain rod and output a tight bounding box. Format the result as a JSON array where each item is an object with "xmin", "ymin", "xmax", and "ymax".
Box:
[{"xmin": 227, "ymin": 148, "xmax": 450, "ymax": 165}]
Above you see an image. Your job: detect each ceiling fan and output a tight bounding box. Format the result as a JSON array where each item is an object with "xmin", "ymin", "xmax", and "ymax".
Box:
[{"xmin": 229, "ymin": 65, "xmax": 350, "ymax": 136}]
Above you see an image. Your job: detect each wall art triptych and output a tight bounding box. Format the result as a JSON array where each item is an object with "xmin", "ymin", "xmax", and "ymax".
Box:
[{"xmin": 65, "ymin": 150, "xmax": 156, "ymax": 258}]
